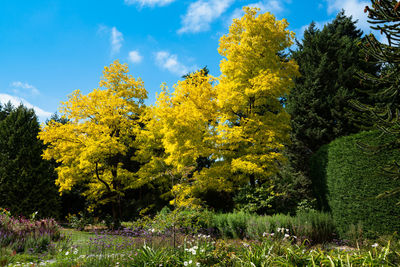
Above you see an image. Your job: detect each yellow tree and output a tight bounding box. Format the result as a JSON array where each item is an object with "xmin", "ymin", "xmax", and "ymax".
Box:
[
  {"xmin": 149, "ymin": 8, "xmax": 299, "ymax": 208},
  {"xmin": 150, "ymin": 69, "xmax": 219, "ymax": 206},
  {"xmin": 216, "ymin": 7, "xmax": 299, "ymax": 187},
  {"xmin": 39, "ymin": 60, "xmax": 147, "ymax": 226}
]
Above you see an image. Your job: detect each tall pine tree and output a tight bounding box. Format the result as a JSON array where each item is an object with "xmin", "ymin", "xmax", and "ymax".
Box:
[
  {"xmin": 0, "ymin": 104, "xmax": 60, "ymax": 218},
  {"xmin": 287, "ymin": 11, "xmax": 379, "ymax": 171}
]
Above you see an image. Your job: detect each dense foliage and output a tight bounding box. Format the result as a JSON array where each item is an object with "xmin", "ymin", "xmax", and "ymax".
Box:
[
  {"xmin": 310, "ymin": 130, "xmax": 400, "ymax": 238},
  {"xmin": 39, "ymin": 60, "xmax": 148, "ymax": 226},
  {"xmin": 287, "ymin": 12, "xmax": 379, "ymax": 178},
  {"xmin": 352, "ymin": 0, "xmax": 400, "ymax": 199},
  {"xmin": 148, "ymin": 7, "xmax": 299, "ymax": 209},
  {"xmin": 0, "ymin": 104, "xmax": 60, "ymax": 218}
]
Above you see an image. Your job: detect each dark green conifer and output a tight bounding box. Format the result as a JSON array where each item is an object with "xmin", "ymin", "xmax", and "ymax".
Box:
[
  {"xmin": 351, "ymin": 0, "xmax": 400, "ymax": 199},
  {"xmin": 287, "ymin": 11, "xmax": 379, "ymax": 170},
  {"xmin": 0, "ymin": 103, "xmax": 60, "ymax": 218}
]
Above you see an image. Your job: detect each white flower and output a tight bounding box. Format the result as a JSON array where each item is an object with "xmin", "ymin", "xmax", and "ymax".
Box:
[
  {"xmin": 189, "ymin": 260, "xmax": 192, "ymax": 264},
  {"xmin": 284, "ymin": 234, "xmax": 290, "ymax": 238},
  {"xmin": 73, "ymin": 248, "xmax": 78, "ymax": 254},
  {"xmin": 372, "ymin": 243, "xmax": 379, "ymax": 248},
  {"xmin": 263, "ymin": 232, "xmax": 268, "ymax": 237},
  {"xmin": 270, "ymin": 233, "xmax": 274, "ymax": 236},
  {"xmin": 184, "ymin": 261, "xmax": 189, "ymax": 266},
  {"xmin": 65, "ymin": 251, "xmax": 69, "ymax": 255},
  {"xmin": 196, "ymin": 263, "xmax": 201, "ymax": 267}
]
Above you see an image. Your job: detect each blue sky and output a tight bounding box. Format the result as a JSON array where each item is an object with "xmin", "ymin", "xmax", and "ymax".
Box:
[{"xmin": 0, "ymin": 0, "xmax": 372, "ymax": 121}]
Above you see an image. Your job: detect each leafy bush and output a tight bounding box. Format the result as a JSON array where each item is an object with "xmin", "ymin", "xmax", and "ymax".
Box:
[
  {"xmin": 233, "ymin": 184, "xmax": 277, "ymax": 214},
  {"xmin": 310, "ymin": 130, "xmax": 400, "ymax": 238},
  {"xmin": 128, "ymin": 207, "xmax": 214, "ymax": 236},
  {"xmin": 66, "ymin": 212, "xmax": 93, "ymax": 231},
  {"xmin": 210, "ymin": 211, "xmax": 336, "ymax": 244}
]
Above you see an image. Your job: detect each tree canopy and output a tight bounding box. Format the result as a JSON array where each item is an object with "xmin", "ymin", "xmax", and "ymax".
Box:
[
  {"xmin": 39, "ymin": 60, "xmax": 147, "ymax": 225},
  {"xmin": 147, "ymin": 7, "xmax": 299, "ymax": 208}
]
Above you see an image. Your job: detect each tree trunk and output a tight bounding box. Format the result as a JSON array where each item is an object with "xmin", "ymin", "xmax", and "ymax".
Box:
[
  {"xmin": 250, "ymin": 174, "xmax": 256, "ymax": 188},
  {"xmin": 111, "ymin": 201, "xmax": 121, "ymax": 229}
]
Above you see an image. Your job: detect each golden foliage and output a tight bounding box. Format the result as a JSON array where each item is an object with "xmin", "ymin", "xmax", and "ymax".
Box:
[
  {"xmin": 150, "ymin": 7, "xmax": 300, "ymax": 206},
  {"xmin": 39, "ymin": 60, "xmax": 147, "ymax": 209}
]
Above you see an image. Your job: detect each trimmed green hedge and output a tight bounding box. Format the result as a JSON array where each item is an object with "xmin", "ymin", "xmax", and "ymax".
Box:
[{"xmin": 310, "ymin": 130, "xmax": 400, "ymax": 238}]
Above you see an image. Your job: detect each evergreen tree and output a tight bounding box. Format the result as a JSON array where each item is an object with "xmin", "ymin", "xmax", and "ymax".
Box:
[
  {"xmin": 353, "ymin": 0, "xmax": 400, "ymax": 131},
  {"xmin": 352, "ymin": 0, "xmax": 400, "ymax": 198},
  {"xmin": 287, "ymin": 11, "xmax": 379, "ymax": 171},
  {"xmin": 282, "ymin": 12, "xmax": 380, "ymax": 210},
  {"xmin": 0, "ymin": 104, "xmax": 60, "ymax": 218}
]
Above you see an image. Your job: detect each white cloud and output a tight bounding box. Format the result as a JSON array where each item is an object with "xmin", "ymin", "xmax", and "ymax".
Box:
[
  {"xmin": 124, "ymin": 0, "xmax": 175, "ymax": 7},
  {"xmin": 178, "ymin": 0, "xmax": 234, "ymax": 34},
  {"xmin": 111, "ymin": 27, "xmax": 123, "ymax": 55},
  {"xmin": 0, "ymin": 94, "xmax": 52, "ymax": 120},
  {"xmin": 10, "ymin": 81, "xmax": 39, "ymax": 95},
  {"xmin": 128, "ymin": 50, "xmax": 143, "ymax": 63},
  {"xmin": 326, "ymin": 0, "xmax": 370, "ymax": 32},
  {"xmin": 155, "ymin": 51, "xmax": 190, "ymax": 76}
]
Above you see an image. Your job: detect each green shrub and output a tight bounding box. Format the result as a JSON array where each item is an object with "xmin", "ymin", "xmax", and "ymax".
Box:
[
  {"xmin": 210, "ymin": 211, "xmax": 335, "ymax": 243},
  {"xmin": 66, "ymin": 212, "xmax": 93, "ymax": 231},
  {"xmin": 211, "ymin": 211, "xmax": 252, "ymax": 239},
  {"xmin": 293, "ymin": 211, "xmax": 335, "ymax": 244},
  {"xmin": 129, "ymin": 207, "xmax": 214, "ymax": 235},
  {"xmin": 310, "ymin": 130, "xmax": 400, "ymax": 238},
  {"xmin": 233, "ymin": 184, "xmax": 276, "ymax": 214}
]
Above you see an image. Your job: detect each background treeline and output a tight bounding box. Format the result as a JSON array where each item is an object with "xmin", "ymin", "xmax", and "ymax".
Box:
[{"xmin": 1, "ymin": 2, "xmax": 399, "ymax": 238}]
